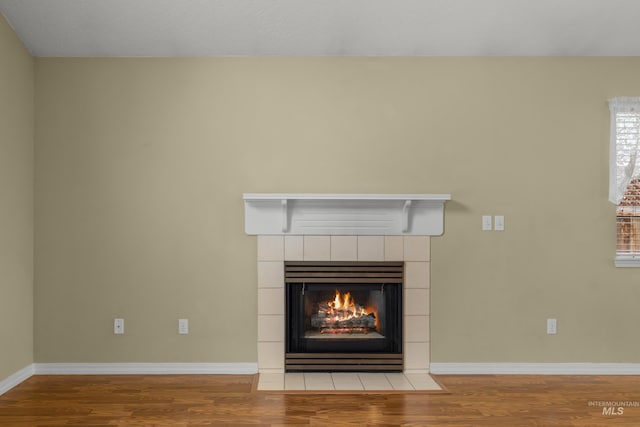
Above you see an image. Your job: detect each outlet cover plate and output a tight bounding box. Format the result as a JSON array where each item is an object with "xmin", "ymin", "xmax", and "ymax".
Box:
[{"xmin": 114, "ymin": 318, "xmax": 124, "ymax": 334}]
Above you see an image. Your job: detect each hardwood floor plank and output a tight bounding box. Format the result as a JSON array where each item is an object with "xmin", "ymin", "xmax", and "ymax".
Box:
[{"xmin": 1, "ymin": 374, "xmax": 640, "ymax": 425}]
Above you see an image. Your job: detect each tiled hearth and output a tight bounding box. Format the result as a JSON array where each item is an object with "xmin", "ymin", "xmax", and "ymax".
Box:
[
  {"xmin": 257, "ymin": 372, "xmax": 442, "ymax": 392},
  {"xmin": 257, "ymin": 235, "xmax": 431, "ymax": 375}
]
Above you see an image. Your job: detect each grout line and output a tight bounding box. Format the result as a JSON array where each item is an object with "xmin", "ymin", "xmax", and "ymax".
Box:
[
  {"xmin": 408, "ymin": 373, "xmax": 416, "ymax": 391},
  {"xmin": 403, "ymin": 373, "xmax": 416, "ymax": 391},
  {"xmin": 357, "ymin": 373, "xmax": 365, "ymax": 390}
]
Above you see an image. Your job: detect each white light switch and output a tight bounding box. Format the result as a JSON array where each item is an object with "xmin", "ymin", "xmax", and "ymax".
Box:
[
  {"xmin": 494, "ymin": 215, "xmax": 505, "ymax": 231},
  {"xmin": 547, "ymin": 318, "xmax": 557, "ymax": 335},
  {"xmin": 482, "ymin": 215, "xmax": 492, "ymax": 231},
  {"xmin": 178, "ymin": 319, "xmax": 189, "ymax": 335}
]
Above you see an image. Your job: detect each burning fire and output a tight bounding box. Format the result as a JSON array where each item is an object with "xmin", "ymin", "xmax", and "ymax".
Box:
[
  {"xmin": 311, "ymin": 290, "xmax": 377, "ymax": 334},
  {"xmin": 328, "ymin": 291, "xmax": 369, "ymax": 317}
]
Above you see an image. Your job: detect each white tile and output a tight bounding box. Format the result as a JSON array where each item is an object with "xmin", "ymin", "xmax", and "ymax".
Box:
[
  {"xmin": 404, "ymin": 315, "xmax": 429, "ymax": 343},
  {"xmin": 385, "ymin": 373, "xmax": 416, "ymax": 391},
  {"xmin": 284, "ymin": 373, "xmax": 306, "ymax": 391},
  {"xmin": 257, "ymin": 373, "xmax": 284, "ymax": 391},
  {"xmin": 257, "ymin": 261, "xmax": 284, "ymax": 288},
  {"xmin": 358, "ymin": 373, "xmax": 393, "ymax": 391},
  {"xmin": 284, "ymin": 236, "xmax": 304, "ymax": 261},
  {"xmin": 384, "ymin": 236, "xmax": 404, "ymax": 261},
  {"xmin": 331, "ymin": 236, "xmax": 358, "ymax": 260},
  {"xmin": 404, "ymin": 262, "xmax": 429, "ymax": 289},
  {"xmin": 331, "ymin": 373, "xmax": 364, "ymax": 391},
  {"xmin": 258, "ymin": 236, "xmax": 284, "ymax": 261},
  {"xmin": 257, "ymin": 342, "xmax": 284, "ymax": 371},
  {"xmin": 256, "ymin": 382, "xmax": 283, "ymax": 391},
  {"xmin": 303, "ymin": 373, "xmax": 335, "ymax": 391},
  {"xmin": 404, "ymin": 374, "xmax": 441, "ymax": 391},
  {"xmin": 357, "ymin": 236, "xmax": 385, "ymax": 261},
  {"xmin": 258, "ymin": 288, "xmax": 284, "ymax": 315},
  {"xmin": 257, "ymin": 315, "xmax": 284, "ymax": 342},
  {"xmin": 404, "ymin": 342, "xmax": 430, "ymax": 371},
  {"xmin": 258, "ymin": 373, "xmax": 284, "ymax": 384},
  {"xmin": 404, "ymin": 289, "xmax": 430, "ymax": 316},
  {"xmin": 403, "ymin": 236, "xmax": 430, "ymax": 261},
  {"xmin": 303, "ymin": 236, "xmax": 330, "ymax": 260}
]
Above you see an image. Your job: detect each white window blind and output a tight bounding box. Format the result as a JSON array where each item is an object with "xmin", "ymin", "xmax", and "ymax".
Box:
[{"xmin": 609, "ymin": 97, "xmax": 640, "ymax": 265}]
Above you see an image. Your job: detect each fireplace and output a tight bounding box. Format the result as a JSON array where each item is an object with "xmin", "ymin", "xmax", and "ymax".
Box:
[
  {"xmin": 246, "ymin": 193, "xmax": 451, "ymax": 374},
  {"xmin": 285, "ymin": 261, "xmax": 403, "ymax": 372}
]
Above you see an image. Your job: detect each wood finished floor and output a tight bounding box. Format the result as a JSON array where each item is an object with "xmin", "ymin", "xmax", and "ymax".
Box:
[{"xmin": 1, "ymin": 374, "xmax": 640, "ymax": 426}]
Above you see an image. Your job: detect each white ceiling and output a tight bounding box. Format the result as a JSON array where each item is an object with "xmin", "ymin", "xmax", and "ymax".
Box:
[{"xmin": 1, "ymin": 0, "xmax": 639, "ymax": 57}]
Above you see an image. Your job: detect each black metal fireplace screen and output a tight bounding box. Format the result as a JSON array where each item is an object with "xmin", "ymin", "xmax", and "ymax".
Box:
[{"xmin": 285, "ymin": 261, "xmax": 403, "ymax": 372}]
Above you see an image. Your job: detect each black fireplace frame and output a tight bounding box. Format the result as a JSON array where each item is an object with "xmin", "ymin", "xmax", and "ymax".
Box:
[{"xmin": 284, "ymin": 261, "xmax": 403, "ymax": 372}]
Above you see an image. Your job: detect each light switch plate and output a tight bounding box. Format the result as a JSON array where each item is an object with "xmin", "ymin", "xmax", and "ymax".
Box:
[
  {"xmin": 178, "ymin": 319, "xmax": 189, "ymax": 334},
  {"xmin": 482, "ymin": 215, "xmax": 492, "ymax": 231},
  {"xmin": 494, "ymin": 215, "xmax": 505, "ymax": 231}
]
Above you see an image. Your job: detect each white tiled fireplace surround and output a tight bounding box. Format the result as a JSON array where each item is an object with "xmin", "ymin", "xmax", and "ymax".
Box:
[
  {"xmin": 257, "ymin": 235, "xmax": 431, "ymax": 376},
  {"xmin": 246, "ymin": 193, "xmax": 449, "ymax": 391}
]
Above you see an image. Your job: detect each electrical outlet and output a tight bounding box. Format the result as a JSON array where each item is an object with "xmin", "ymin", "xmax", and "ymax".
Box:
[
  {"xmin": 178, "ymin": 319, "xmax": 189, "ymax": 335},
  {"xmin": 547, "ymin": 318, "xmax": 557, "ymax": 335},
  {"xmin": 114, "ymin": 318, "xmax": 124, "ymax": 334}
]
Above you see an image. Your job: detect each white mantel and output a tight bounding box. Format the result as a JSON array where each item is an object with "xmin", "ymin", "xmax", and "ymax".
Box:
[{"xmin": 243, "ymin": 193, "xmax": 451, "ymax": 236}]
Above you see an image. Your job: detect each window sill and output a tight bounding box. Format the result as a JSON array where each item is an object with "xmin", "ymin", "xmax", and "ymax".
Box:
[{"xmin": 615, "ymin": 255, "xmax": 640, "ymax": 267}]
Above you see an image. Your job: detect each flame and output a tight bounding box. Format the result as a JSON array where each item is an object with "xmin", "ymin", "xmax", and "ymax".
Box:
[
  {"xmin": 325, "ymin": 290, "xmax": 372, "ymax": 320},
  {"xmin": 329, "ymin": 291, "xmax": 355, "ymax": 313}
]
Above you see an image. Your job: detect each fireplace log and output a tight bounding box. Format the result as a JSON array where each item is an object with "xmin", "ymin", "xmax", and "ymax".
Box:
[{"xmin": 310, "ymin": 313, "xmax": 376, "ymax": 330}]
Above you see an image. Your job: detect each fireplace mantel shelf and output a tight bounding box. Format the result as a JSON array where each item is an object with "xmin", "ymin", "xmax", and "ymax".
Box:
[{"xmin": 243, "ymin": 193, "xmax": 451, "ymax": 236}]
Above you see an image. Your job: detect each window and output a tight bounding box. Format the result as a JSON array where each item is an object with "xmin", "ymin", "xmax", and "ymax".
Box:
[
  {"xmin": 610, "ymin": 97, "xmax": 640, "ymax": 266},
  {"xmin": 617, "ymin": 179, "xmax": 640, "ymax": 255}
]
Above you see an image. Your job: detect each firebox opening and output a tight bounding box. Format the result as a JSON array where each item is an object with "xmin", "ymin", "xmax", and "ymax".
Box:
[
  {"xmin": 285, "ymin": 261, "xmax": 403, "ymax": 372},
  {"xmin": 304, "ymin": 286, "xmax": 384, "ymax": 339}
]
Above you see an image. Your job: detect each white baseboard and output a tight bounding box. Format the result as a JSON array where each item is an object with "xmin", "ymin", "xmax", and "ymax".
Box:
[
  {"xmin": 0, "ymin": 364, "xmax": 35, "ymax": 396},
  {"xmin": 0, "ymin": 362, "xmax": 258, "ymax": 396},
  {"xmin": 5, "ymin": 362, "xmax": 639, "ymax": 397},
  {"xmin": 430, "ymin": 363, "xmax": 640, "ymax": 375},
  {"xmin": 33, "ymin": 362, "xmax": 258, "ymax": 375}
]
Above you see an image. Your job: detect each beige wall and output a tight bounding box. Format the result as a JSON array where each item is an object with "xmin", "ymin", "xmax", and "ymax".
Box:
[
  {"xmin": 0, "ymin": 15, "xmax": 34, "ymax": 379},
  {"xmin": 34, "ymin": 57, "xmax": 640, "ymax": 364}
]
